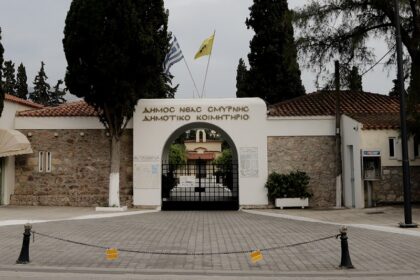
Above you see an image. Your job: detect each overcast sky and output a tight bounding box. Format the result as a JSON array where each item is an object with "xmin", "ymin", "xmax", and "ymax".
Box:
[{"xmin": 0, "ymin": 0, "xmax": 395, "ymax": 99}]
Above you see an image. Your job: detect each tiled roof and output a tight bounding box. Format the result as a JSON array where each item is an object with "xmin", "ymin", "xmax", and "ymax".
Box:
[
  {"xmin": 350, "ymin": 113, "xmax": 400, "ymax": 130},
  {"xmin": 268, "ymin": 91, "xmax": 401, "ymax": 130},
  {"xmin": 268, "ymin": 91, "xmax": 400, "ymax": 117},
  {"xmin": 5, "ymin": 94, "xmax": 43, "ymax": 109},
  {"xmin": 17, "ymin": 100, "xmax": 97, "ymax": 117}
]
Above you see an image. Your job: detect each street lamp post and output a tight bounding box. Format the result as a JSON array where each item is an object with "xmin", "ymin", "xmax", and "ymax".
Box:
[{"xmin": 393, "ymin": 0, "xmax": 417, "ymax": 228}]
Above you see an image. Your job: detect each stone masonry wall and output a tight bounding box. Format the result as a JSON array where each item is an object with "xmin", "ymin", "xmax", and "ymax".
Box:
[
  {"xmin": 372, "ymin": 166, "xmax": 420, "ymax": 204},
  {"xmin": 10, "ymin": 129, "xmax": 133, "ymax": 207},
  {"xmin": 267, "ymin": 136, "xmax": 337, "ymax": 208}
]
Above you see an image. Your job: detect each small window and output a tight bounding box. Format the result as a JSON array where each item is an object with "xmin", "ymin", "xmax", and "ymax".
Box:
[
  {"xmin": 389, "ymin": 138, "xmax": 396, "ymax": 158},
  {"xmin": 415, "ymin": 136, "xmax": 419, "ymax": 158},
  {"xmin": 38, "ymin": 151, "xmax": 52, "ymax": 172},
  {"xmin": 38, "ymin": 151, "xmax": 44, "ymax": 172},
  {"xmin": 46, "ymin": 152, "xmax": 52, "ymax": 172}
]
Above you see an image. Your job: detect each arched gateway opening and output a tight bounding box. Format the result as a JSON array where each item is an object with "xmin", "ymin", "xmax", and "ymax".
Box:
[
  {"xmin": 161, "ymin": 123, "xmax": 239, "ymax": 210},
  {"xmin": 133, "ymin": 98, "xmax": 268, "ymax": 210}
]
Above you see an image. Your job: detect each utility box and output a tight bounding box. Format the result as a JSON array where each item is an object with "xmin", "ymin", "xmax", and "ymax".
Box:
[{"xmin": 361, "ymin": 150, "xmax": 382, "ymax": 181}]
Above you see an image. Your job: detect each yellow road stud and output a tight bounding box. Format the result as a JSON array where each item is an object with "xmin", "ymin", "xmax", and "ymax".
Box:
[
  {"xmin": 250, "ymin": 250, "xmax": 263, "ymax": 263},
  {"xmin": 106, "ymin": 248, "xmax": 119, "ymax": 260}
]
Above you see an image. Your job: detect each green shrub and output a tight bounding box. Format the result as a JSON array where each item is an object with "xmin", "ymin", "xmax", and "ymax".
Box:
[
  {"xmin": 265, "ymin": 171, "xmax": 312, "ymax": 203},
  {"xmin": 169, "ymin": 144, "xmax": 187, "ymax": 165}
]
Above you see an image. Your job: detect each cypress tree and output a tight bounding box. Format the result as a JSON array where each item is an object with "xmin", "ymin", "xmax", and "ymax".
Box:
[
  {"xmin": 238, "ymin": 0, "xmax": 305, "ymax": 104},
  {"xmin": 3, "ymin": 60, "xmax": 16, "ymax": 96},
  {"xmin": 235, "ymin": 58, "xmax": 249, "ymax": 98},
  {"xmin": 15, "ymin": 63, "xmax": 28, "ymax": 99},
  {"xmin": 0, "ymin": 28, "xmax": 4, "ymax": 116},
  {"xmin": 63, "ymin": 0, "xmax": 173, "ymax": 207},
  {"xmin": 30, "ymin": 61, "xmax": 50, "ymax": 105}
]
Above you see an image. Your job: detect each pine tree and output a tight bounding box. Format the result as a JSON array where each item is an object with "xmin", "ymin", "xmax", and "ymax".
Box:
[
  {"xmin": 48, "ymin": 79, "xmax": 66, "ymax": 106},
  {"xmin": 3, "ymin": 60, "xmax": 16, "ymax": 96},
  {"xmin": 235, "ymin": 58, "xmax": 248, "ymax": 98},
  {"xmin": 63, "ymin": 0, "xmax": 173, "ymax": 207},
  {"xmin": 15, "ymin": 63, "xmax": 28, "ymax": 99},
  {"xmin": 294, "ymin": 1, "xmax": 420, "ymax": 133},
  {"xmin": 0, "ymin": 28, "xmax": 4, "ymax": 117},
  {"xmin": 237, "ymin": 0, "xmax": 305, "ymax": 104},
  {"xmin": 30, "ymin": 62, "xmax": 50, "ymax": 105}
]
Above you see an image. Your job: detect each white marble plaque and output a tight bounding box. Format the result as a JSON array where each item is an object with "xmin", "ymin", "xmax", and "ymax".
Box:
[{"xmin": 239, "ymin": 147, "xmax": 258, "ymax": 177}]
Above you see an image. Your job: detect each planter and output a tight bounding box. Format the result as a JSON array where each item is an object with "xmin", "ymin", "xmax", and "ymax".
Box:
[{"xmin": 275, "ymin": 197, "xmax": 308, "ymax": 209}]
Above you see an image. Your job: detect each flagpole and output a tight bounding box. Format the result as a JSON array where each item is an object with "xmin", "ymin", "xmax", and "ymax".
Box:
[
  {"xmin": 182, "ymin": 57, "xmax": 200, "ymax": 99},
  {"xmin": 201, "ymin": 30, "xmax": 215, "ymax": 98}
]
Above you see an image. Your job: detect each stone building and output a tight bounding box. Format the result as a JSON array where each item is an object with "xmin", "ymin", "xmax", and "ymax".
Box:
[
  {"xmin": 0, "ymin": 91, "xmax": 418, "ymax": 209},
  {"xmin": 268, "ymin": 91, "xmax": 420, "ymax": 208}
]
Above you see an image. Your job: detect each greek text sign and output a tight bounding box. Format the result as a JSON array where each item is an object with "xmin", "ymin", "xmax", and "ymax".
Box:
[{"xmin": 142, "ymin": 105, "xmax": 250, "ymax": 122}]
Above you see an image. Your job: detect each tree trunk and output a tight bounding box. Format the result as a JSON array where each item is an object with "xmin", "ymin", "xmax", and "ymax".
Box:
[{"xmin": 109, "ymin": 136, "xmax": 121, "ymax": 207}]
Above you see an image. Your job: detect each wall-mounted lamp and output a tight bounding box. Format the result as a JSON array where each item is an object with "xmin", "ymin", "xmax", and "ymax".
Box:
[
  {"xmin": 54, "ymin": 132, "xmax": 59, "ymax": 137},
  {"xmin": 80, "ymin": 132, "xmax": 85, "ymax": 137},
  {"xmin": 27, "ymin": 132, "xmax": 32, "ymax": 137}
]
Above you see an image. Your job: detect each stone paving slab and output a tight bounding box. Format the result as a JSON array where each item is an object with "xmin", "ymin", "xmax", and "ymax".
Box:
[{"xmin": 0, "ymin": 211, "xmax": 419, "ymax": 275}]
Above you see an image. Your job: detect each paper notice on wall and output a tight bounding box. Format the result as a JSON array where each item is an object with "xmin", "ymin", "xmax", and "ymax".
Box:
[
  {"xmin": 239, "ymin": 147, "xmax": 258, "ymax": 177},
  {"xmin": 133, "ymin": 162, "xmax": 160, "ymax": 189},
  {"xmin": 134, "ymin": 155, "xmax": 160, "ymax": 163}
]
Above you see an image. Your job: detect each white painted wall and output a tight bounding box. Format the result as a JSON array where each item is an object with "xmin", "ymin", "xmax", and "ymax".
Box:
[
  {"xmin": 1, "ymin": 101, "xmax": 32, "ymax": 129},
  {"xmin": 0, "ymin": 100, "xmax": 38, "ymax": 205},
  {"xmin": 15, "ymin": 116, "xmax": 133, "ymax": 129},
  {"xmin": 341, "ymin": 115, "xmax": 364, "ymax": 208},
  {"xmin": 361, "ymin": 130, "xmax": 420, "ymax": 166},
  {"xmin": 133, "ymin": 98, "xmax": 268, "ymax": 207}
]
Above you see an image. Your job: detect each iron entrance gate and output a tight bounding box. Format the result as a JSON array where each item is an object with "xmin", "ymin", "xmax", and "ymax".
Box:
[{"xmin": 162, "ymin": 160, "xmax": 239, "ymax": 210}]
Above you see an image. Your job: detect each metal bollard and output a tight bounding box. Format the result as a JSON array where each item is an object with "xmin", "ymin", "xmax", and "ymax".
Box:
[
  {"xmin": 337, "ymin": 225, "xmax": 354, "ymax": 269},
  {"xmin": 16, "ymin": 223, "xmax": 32, "ymax": 264}
]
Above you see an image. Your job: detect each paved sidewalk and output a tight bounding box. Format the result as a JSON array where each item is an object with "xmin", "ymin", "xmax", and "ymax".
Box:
[
  {"xmin": 1, "ymin": 207, "xmax": 420, "ymax": 278},
  {"xmin": 0, "ymin": 211, "xmax": 420, "ymax": 275},
  {"xmin": 0, "ymin": 206, "xmax": 157, "ymax": 227},
  {"xmin": 246, "ymin": 206, "xmax": 420, "ymax": 236},
  {"xmin": 252, "ymin": 205, "xmax": 420, "ymax": 226}
]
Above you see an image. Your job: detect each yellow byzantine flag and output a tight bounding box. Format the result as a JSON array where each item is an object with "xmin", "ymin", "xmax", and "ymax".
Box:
[{"xmin": 194, "ymin": 33, "xmax": 215, "ymax": 59}]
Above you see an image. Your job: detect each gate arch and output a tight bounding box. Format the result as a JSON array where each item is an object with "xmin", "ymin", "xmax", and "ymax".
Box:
[
  {"xmin": 161, "ymin": 122, "xmax": 239, "ymax": 210},
  {"xmin": 133, "ymin": 98, "xmax": 268, "ymax": 209}
]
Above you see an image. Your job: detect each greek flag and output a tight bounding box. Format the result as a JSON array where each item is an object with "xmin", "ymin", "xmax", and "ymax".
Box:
[{"xmin": 163, "ymin": 36, "xmax": 184, "ymax": 75}]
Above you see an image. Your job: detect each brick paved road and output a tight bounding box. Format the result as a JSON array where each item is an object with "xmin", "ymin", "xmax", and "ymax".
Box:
[{"xmin": 0, "ymin": 211, "xmax": 419, "ymax": 274}]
